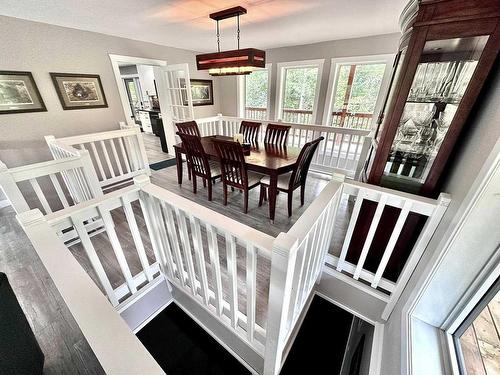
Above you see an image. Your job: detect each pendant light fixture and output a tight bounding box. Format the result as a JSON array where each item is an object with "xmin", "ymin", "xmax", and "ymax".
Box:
[{"xmin": 196, "ymin": 6, "xmax": 265, "ymax": 76}]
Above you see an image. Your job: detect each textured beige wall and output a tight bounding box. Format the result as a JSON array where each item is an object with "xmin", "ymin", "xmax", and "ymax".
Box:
[{"xmin": 0, "ymin": 16, "xmax": 221, "ymax": 166}]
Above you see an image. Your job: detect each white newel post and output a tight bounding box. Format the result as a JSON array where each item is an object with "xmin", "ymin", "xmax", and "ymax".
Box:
[
  {"xmin": 217, "ymin": 113, "xmax": 224, "ymax": 136},
  {"xmin": 79, "ymin": 150, "xmax": 103, "ymax": 198},
  {"xmin": 0, "ymin": 161, "xmax": 30, "ymax": 213},
  {"xmin": 134, "ymin": 128, "xmax": 151, "ymax": 174},
  {"xmin": 264, "ymin": 233, "xmax": 299, "ymax": 375},
  {"xmin": 355, "ymin": 134, "xmax": 373, "ymax": 181}
]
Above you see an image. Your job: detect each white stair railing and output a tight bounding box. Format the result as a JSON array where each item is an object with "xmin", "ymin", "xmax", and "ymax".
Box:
[
  {"xmin": 196, "ymin": 114, "xmax": 372, "ymax": 180},
  {"xmin": 325, "ymin": 181, "xmax": 451, "ymax": 320},
  {"xmin": 45, "ymin": 128, "xmax": 150, "ymax": 191},
  {"xmin": 17, "ymin": 172, "xmax": 450, "ymax": 375},
  {"xmin": 0, "ymin": 152, "xmax": 102, "ymax": 216}
]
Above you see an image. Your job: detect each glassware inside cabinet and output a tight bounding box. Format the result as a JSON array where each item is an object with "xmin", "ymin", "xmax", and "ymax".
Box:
[{"xmin": 381, "ymin": 35, "xmax": 489, "ymax": 193}]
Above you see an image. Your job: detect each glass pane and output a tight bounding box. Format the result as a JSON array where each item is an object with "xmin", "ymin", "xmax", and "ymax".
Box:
[
  {"xmin": 382, "ymin": 35, "xmax": 489, "ymax": 193},
  {"xmin": 459, "ymin": 289, "xmax": 500, "ymax": 375},
  {"xmin": 282, "ymin": 67, "xmax": 318, "ymax": 124},
  {"xmin": 330, "ymin": 63, "xmax": 386, "ymax": 129},
  {"xmin": 245, "ymin": 69, "xmax": 268, "ymax": 120},
  {"xmin": 127, "ymin": 81, "xmax": 138, "ymax": 103}
]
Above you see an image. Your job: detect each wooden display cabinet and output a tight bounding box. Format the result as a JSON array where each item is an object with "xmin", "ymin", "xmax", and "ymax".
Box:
[{"xmin": 367, "ymin": 0, "xmax": 500, "ymax": 197}]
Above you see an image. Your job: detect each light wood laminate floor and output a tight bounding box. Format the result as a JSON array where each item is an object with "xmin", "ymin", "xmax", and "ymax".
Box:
[
  {"xmin": 142, "ymin": 132, "xmax": 172, "ymax": 164},
  {"xmin": 0, "ymin": 204, "xmax": 104, "ymax": 374}
]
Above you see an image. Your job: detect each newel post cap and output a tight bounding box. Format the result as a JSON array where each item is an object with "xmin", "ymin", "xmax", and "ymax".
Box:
[{"xmin": 134, "ymin": 174, "xmax": 151, "ymax": 187}]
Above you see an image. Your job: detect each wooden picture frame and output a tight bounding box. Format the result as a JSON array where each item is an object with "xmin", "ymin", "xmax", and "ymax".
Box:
[
  {"xmin": 50, "ymin": 73, "xmax": 108, "ymax": 110},
  {"xmin": 0, "ymin": 71, "xmax": 47, "ymax": 114},
  {"xmin": 181, "ymin": 79, "xmax": 214, "ymax": 106}
]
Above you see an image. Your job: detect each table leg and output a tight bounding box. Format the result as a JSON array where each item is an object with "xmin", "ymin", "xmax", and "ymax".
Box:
[
  {"xmin": 268, "ymin": 172, "xmax": 278, "ymax": 223},
  {"xmin": 175, "ymin": 149, "xmax": 183, "ymax": 185}
]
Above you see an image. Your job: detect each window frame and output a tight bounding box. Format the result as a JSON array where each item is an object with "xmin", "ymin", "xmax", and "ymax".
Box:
[
  {"xmin": 275, "ymin": 59, "xmax": 324, "ymax": 124},
  {"xmin": 237, "ymin": 63, "xmax": 272, "ymax": 119},
  {"xmin": 322, "ymin": 54, "xmax": 395, "ymax": 128}
]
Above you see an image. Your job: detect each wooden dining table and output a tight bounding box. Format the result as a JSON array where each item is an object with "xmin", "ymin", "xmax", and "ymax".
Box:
[{"xmin": 173, "ymin": 135, "xmax": 301, "ymax": 222}]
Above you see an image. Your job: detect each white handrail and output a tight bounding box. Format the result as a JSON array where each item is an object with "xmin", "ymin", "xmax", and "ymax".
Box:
[
  {"xmin": 17, "ymin": 209, "xmax": 164, "ymax": 375},
  {"xmin": 46, "ymin": 128, "xmax": 150, "ymax": 191},
  {"xmin": 17, "ymin": 171, "xmax": 450, "ymax": 375},
  {"xmin": 196, "ymin": 114, "xmax": 373, "ymax": 179}
]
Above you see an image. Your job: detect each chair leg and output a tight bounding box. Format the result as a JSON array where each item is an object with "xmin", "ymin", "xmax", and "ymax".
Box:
[
  {"xmin": 259, "ymin": 185, "xmax": 265, "ymax": 207},
  {"xmin": 203, "ymin": 178, "xmax": 207, "ymax": 188},
  {"xmin": 192, "ymin": 175, "xmax": 197, "ymax": 194},
  {"xmin": 244, "ymin": 189, "xmax": 249, "ymax": 214},
  {"xmin": 223, "ymin": 184, "xmax": 228, "ymax": 206},
  {"xmin": 188, "ymin": 165, "xmax": 191, "ymax": 180},
  {"xmin": 208, "ymin": 180, "xmax": 213, "ymax": 201},
  {"xmin": 301, "ymin": 184, "xmax": 305, "ymax": 206},
  {"xmin": 288, "ymin": 191, "xmax": 293, "ymax": 217}
]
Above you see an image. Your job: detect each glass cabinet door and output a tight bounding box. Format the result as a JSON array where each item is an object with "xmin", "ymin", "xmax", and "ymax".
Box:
[{"xmin": 381, "ymin": 35, "xmax": 489, "ymax": 193}]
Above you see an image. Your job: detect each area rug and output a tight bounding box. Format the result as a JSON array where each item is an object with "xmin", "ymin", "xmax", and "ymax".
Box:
[{"xmin": 149, "ymin": 158, "xmax": 177, "ymax": 171}]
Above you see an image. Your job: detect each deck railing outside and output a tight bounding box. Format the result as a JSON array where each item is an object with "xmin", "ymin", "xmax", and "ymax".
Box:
[
  {"xmin": 245, "ymin": 106, "xmax": 268, "ymax": 120},
  {"xmin": 330, "ymin": 111, "xmax": 373, "ymax": 129},
  {"xmin": 281, "ymin": 108, "xmax": 314, "ymax": 124},
  {"xmin": 196, "ymin": 114, "xmax": 372, "ymax": 179},
  {"xmin": 46, "ymin": 128, "xmax": 150, "ymax": 191}
]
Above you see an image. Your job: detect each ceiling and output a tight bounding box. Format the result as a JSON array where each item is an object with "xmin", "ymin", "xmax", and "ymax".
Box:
[{"xmin": 0, "ymin": 0, "xmax": 408, "ymax": 52}]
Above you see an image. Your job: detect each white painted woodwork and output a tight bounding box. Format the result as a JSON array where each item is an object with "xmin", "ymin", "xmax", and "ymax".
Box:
[
  {"xmin": 15, "ymin": 147, "xmax": 450, "ymax": 375},
  {"xmin": 196, "ymin": 114, "xmax": 373, "ymax": 179},
  {"xmin": 45, "ymin": 128, "xmax": 150, "ymax": 191}
]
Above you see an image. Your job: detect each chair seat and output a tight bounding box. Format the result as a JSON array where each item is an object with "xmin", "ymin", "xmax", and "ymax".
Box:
[
  {"xmin": 248, "ymin": 172, "xmax": 264, "ymax": 188},
  {"xmin": 209, "ymin": 161, "xmax": 221, "ymax": 178},
  {"xmin": 260, "ymin": 173, "xmax": 291, "ymax": 190}
]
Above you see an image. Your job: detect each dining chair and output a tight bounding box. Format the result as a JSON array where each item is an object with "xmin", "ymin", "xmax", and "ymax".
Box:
[
  {"xmin": 177, "ymin": 132, "xmax": 221, "ymax": 201},
  {"xmin": 212, "ymin": 139, "xmax": 262, "ymax": 214},
  {"xmin": 259, "ymin": 136, "xmax": 324, "ymax": 217},
  {"xmin": 264, "ymin": 123, "xmax": 291, "ymax": 147},
  {"xmin": 176, "ymin": 120, "xmax": 201, "ymax": 137},
  {"xmin": 239, "ymin": 121, "xmax": 261, "ymax": 143}
]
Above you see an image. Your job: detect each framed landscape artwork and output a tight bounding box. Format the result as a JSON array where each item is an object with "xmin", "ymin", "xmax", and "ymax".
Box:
[
  {"xmin": 50, "ymin": 73, "xmax": 108, "ymax": 110},
  {"xmin": 0, "ymin": 71, "xmax": 47, "ymax": 114},
  {"xmin": 181, "ymin": 79, "xmax": 214, "ymax": 106}
]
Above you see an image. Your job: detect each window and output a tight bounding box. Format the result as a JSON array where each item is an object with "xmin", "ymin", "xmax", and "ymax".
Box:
[
  {"xmin": 276, "ymin": 60, "xmax": 324, "ymax": 124},
  {"xmin": 238, "ymin": 65, "xmax": 271, "ymax": 120},
  {"xmin": 454, "ymin": 280, "xmax": 500, "ymax": 375},
  {"xmin": 324, "ymin": 55, "xmax": 393, "ymax": 129}
]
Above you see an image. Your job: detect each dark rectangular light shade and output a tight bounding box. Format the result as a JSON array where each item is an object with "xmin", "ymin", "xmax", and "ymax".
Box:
[{"xmin": 196, "ymin": 48, "xmax": 266, "ymax": 71}]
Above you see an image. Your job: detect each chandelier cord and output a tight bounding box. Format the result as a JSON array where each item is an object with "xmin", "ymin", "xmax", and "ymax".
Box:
[
  {"xmin": 237, "ymin": 14, "xmax": 240, "ymax": 50},
  {"xmin": 216, "ymin": 20, "xmax": 220, "ymax": 52}
]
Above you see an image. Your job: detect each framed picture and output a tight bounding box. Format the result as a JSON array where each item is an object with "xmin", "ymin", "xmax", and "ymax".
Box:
[
  {"xmin": 50, "ymin": 73, "xmax": 108, "ymax": 110},
  {"xmin": 0, "ymin": 71, "xmax": 46, "ymax": 114},
  {"xmin": 181, "ymin": 79, "xmax": 214, "ymax": 106}
]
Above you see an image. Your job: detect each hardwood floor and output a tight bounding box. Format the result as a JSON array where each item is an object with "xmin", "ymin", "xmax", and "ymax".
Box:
[
  {"xmin": 0, "ymin": 162, "xmax": 353, "ymax": 372},
  {"xmin": 142, "ymin": 132, "xmax": 171, "ymax": 164},
  {"xmin": 0, "ymin": 204, "xmax": 104, "ymax": 374}
]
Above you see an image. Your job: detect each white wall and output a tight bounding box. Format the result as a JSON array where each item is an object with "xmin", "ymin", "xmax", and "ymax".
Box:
[
  {"xmin": 0, "ymin": 15, "xmax": 221, "ymax": 167},
  {"xmin": 218, "ymin": 33, "xmax": 401, "ymax": 123},
  {"xmin": 380, "ymin": 67, "xmax": 500, "ymax": 375}
]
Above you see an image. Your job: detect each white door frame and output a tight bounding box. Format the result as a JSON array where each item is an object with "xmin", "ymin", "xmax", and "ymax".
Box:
[
  {"xmin": 109, "ymin": 54, "xmax": 167, "ymax": 125},
  {"xmin": 322, "ymin": 54, "xmax": 395, "ymax": 128}
]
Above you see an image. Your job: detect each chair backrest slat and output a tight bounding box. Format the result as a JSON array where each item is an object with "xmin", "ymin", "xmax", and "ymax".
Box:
[
  {"xmin": 212, "ymin": 139, "xmax": 248, "ymax": 190},
  {"xmin": 239, "ymin": 121, "xmax": 261, "ymax": 143},
  {"xmin": 290, "ymin": 137, "xmax": 324, "ymax": 189},
  {"xmin": 177, "ymin": 133, "xmax": 210, "ymax": 177},
  {"xmin": 176, "ymin": 121, "xmax": 201, "ymax": 137},
  {"xmin": 264, "ymin": 124, "xmax": 291, "ymax": 147}
]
